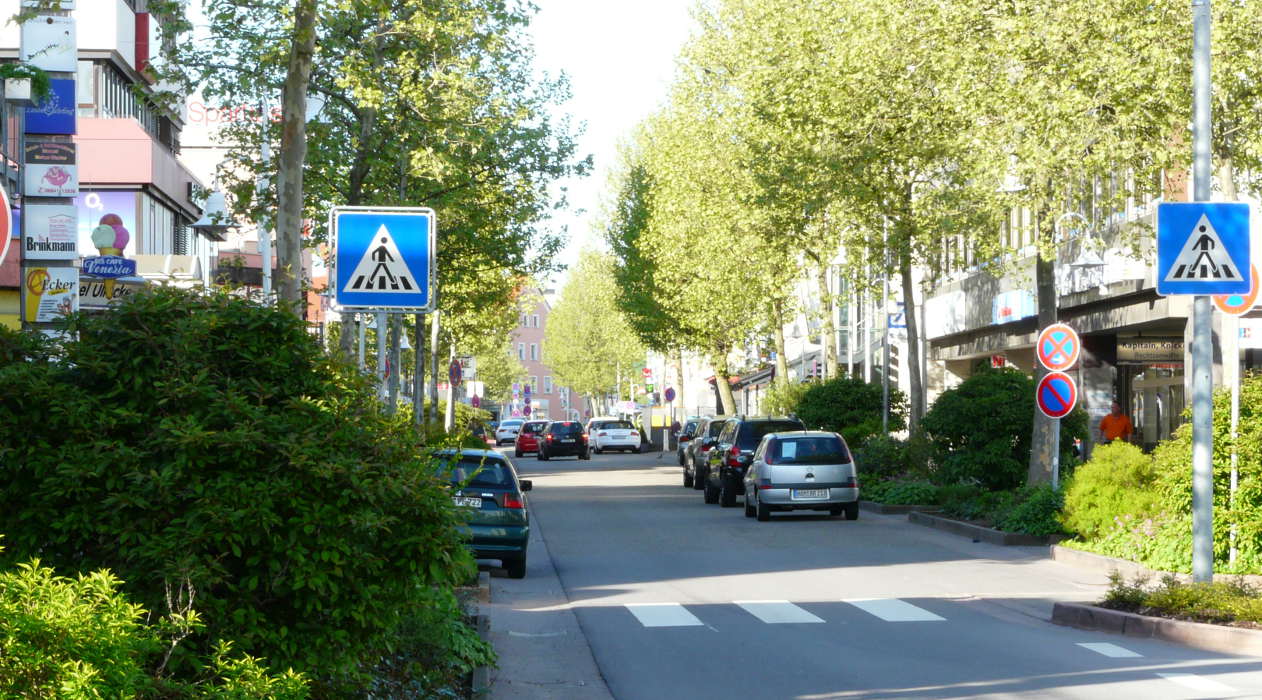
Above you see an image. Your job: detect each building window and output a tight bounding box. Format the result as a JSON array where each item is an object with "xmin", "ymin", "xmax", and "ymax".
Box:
[
  {"xmin": 530, "ymin": 343, "xmax": 538, "ymax": 361},
  {"xmin": 530, "ymin": 376, "xmax": 538, "ymax": 393},
  {"xmin": 532, "ymin": 314, "xmax": 540, "ymax": 328},
  {"xmin": 544, "ymin": 376, "xmax": 553, "ymax": 394},
  {"xmin": 517, "ymin": 343, "xmax": 525, "ymax": 361},
  {"xmin": 520, "ymin": 313, "xmax": 526, "ymax": 326}
]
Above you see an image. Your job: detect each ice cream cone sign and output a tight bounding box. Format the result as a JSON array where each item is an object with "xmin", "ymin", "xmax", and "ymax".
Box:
[{"xmin": 90, "ymin": 214, "xmax": 129, "ymax": 256}]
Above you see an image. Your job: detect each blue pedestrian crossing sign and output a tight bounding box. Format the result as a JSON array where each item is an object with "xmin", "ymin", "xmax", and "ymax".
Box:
[
  {"xmin": 1157, "ymin": 203, "xmax": 1250, "ymax": 296},
  {"xmin": 331, "ymin": 206, "xmax": 436, "ymax": 313}
]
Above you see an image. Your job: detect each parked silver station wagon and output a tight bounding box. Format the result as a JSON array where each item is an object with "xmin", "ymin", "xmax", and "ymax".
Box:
[{"xmin": 742, "ymin": 431, "xmax": 859, "ymax": 521}]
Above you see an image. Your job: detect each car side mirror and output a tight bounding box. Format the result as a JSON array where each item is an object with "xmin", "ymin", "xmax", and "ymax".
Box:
[{"xmin": 519, "ymin": 480, "xmax": 533, "ymax": 492}]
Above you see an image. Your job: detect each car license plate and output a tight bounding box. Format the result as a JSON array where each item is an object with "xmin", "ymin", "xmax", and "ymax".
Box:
[
  {"xmin": 792, "ymin": 489, "xmax": 828, "ymax": 500},
  {"xmin": 562, "ymin": 439, "xmax": 575, "ymax": 443},
  {"xmin": 453, "ymin": 496, "xmax": 482, "ymax": 508}
]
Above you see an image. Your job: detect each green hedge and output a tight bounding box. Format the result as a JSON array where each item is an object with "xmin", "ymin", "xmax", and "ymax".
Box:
[
  {"xmin": 0, "ymin": 287, "xmax": 488, "ymax": 693},
  {"xmin": 794, "ymin": 376, "xmax": 906, "ymax": 447}
]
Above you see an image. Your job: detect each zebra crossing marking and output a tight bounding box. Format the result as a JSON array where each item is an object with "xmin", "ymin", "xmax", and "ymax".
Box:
[
  {"xmin": 844, "ymin": 598, "xmax": 945, "ymax": 622},
  {"xmin": 1077, "ymin": 642, "xmax": 1141, "ymax": 658},
  {"xmin": 1157, "ymin": 673, "xmax": 1235, "ymax": 693},
  {"xmin": 735, "ymin": 600, "xmax": 824, "ymax": 624},
  {"xmin": 624, "ymin": 603, "xmax": 704, "ymax": 628}
]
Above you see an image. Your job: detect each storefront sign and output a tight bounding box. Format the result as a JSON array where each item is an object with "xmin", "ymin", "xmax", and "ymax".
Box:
[
  {"xmin": 24, "ymin": 139, "xmax": 77, "ymax": 197},
  {"xmin": 1117, "ymin": 337, "xmax": 1185, "ymax": 364},
  {"xmin": 25, "ymin": 79, "xmax": 76, "ymax": 135},
  {"xmin": 23, "ymin": 266, "xmax": 77, "ymax": 322},
  {"xmin": 992, "ymin": 290, "xmax": 1036, "ymax": 324},
  {"xmin": 79, "ymin": 277, "xmax": 143, "ymax": 310},
  {"xmin": 82, "ymin": 256, "xmax": 137, "ymax": 278},
  {"xmin": 22, "ymin": 204, "xmax": 76, "ymax": 260}
]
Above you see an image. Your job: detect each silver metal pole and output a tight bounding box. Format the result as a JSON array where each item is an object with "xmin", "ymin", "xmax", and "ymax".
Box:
[
  {"xmin": 376, "ymin": 311, "xmax": 387, "ymax": 402},
  {"xmin": 1230, "ymin": 318, "xmax": 1240, "ymax": 564},
  {"xmin": 357, "ymin": 313, "xmax": 366, "ymax": 371},
  {"xmin": 429, "ymin": 310, "xmax": 441, "ymax": 426},
  {"xmin": 258, "ymin": 98, "xmax": 273, "ymax": 299},
  {"xmin": 444, "ymin": 344, "xmax": 456, "ymax": 433},
  {"xmin": 414, "ymin": 313, "xmax": 425, "ymax": 427},
  {"xmin": 882, "ymin": 223, "xmax": 890, "ymax": 433},
  {"xmin": 1191, "ymin": 0, "xmax": 1215, "ymax": 583},
  {"xmin": 387, "ymin": 314, "xmax": 400, "ymax": 414}
]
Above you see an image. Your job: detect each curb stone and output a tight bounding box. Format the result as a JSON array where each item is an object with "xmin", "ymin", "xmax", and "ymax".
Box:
[
  {"xmin": 471, "ymin": 614, "xmax": 491, "ymax": 697},
  {"xmin": 1051, "ymin": 602, "xmax": 1262, "ymax": 657},
  {"xmin": 859, "ymin": 501, "xmax": 938, "ymax": 515},
  {"xmin": 908, "ymin": 511, "xmax": 1063, "ymax": 546}
]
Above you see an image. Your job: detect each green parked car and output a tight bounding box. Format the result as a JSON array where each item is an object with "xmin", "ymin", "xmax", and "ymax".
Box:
[{"xmin": 439, "ymin": 449, "xmax": 532, "ymax": 578}]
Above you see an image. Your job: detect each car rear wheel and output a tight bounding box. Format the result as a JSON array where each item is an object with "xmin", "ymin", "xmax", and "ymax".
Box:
[
  {"xmin": 581, "ymin": 449, "xmax": 591, "ymax": 460},
  {"xmin": 756, "ymin": 495, "xmax": 771, "ymax": 522},
  {"xmin": 505, "ymin": 557, "xmax": 526, "ymax": 579},
  {"xmin": 515, "ymin": 447, "xmax": 523, "ymax": 457},
  {"xmin": 703, "ymin": 478, "xmax": 719, "ymax": 504},
  {"xmin": 719, "ymin": 477, "xmax": 737, "ymax": 507},
  {"xmin": 538, "ymin": 450, "xmax": 548, "ymax": 461},
  {"xmin": 843, "ymin": 501, "xmax": 859, "ymax": 521},
  {"xmin": 692, "ymin": 464, "xmax": 706, "ymax": 490},
  {"xmin": 683, "ymin": 469, "xmax": 693, "ymax": 488}
]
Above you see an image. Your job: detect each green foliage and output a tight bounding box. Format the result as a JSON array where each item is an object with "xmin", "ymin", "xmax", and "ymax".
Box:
[
  {"xmin": 1061, "ymin": 442, "xmax": 1163, "ymax": 540},
  {"xmin": 0, "ymin": 545, "xmax": 308, "ymax": 699},
  {"xmin": 1102, "ymin": 573, "xmax": 1262, "ymax": 627},
  {"xmin": 0, "ymin": 287, "xmax": 478, "ymax": 693},
  {"xmin": 368, "ymin": 588, "xmax": 495, "ymax": 698},
  {"xmin": 794, "ymin": 376, "xmax": 907, "ymax": 448},
  {"xmin": 879, "ymin": 481, "xmax": 938, "ymax": 506},
  {"xmin": 761, "ymin": 380, "xmax": 811, "ymax": 419},
  {"xmin": 994, "ymin": 485, "xmax": 1065, "ymax": 537},
  {"xmin": 921, "ymin": 368, "xmax": 1085, "ymax": 490}
]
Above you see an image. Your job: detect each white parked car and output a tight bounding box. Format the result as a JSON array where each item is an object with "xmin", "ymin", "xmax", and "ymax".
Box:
[
  {"xmin": 586, "ymin": 418, "xmax": 642, "ymax": 453},
  {"xmin": 495, "ymin": 419, "xmax": 525, "ymax": 446}
]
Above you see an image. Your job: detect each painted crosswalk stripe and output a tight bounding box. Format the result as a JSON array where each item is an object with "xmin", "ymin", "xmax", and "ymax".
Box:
[
  {"xmin": 844, "ymin": 598, "xmax": 945, "ymax": 622},
  {"xmin": 735, "ymin": 600, "xmax": 825, "ymax": 624},
  {"xmin": 624, "ymin": 603, "xmax": 704, "ymax": 628},
  {"xmin": 1077, "ymin": 642, "xmax": 1141, "ymax": 658},
  {"xmin": 1157, "ymin": 673, "xmax": 1235, "ymax": 693}
]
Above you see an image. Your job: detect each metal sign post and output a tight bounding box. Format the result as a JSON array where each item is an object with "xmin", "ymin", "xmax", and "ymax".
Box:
[
  {"xmin": 1191, "ymin": 0, "xmax": 1214, "ymax": 583},
  {"xmin": 1036, "ymin": 324, "xmax": 1081, "ymax": 491}
]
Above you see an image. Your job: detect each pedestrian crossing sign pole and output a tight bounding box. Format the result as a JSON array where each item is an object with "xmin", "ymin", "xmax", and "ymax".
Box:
[{"xmin": 330, "ymin": 206, "xmax": 436, "ymax": 313}]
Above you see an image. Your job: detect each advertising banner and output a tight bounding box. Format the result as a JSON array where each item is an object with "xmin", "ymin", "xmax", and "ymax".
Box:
[
  {"xmin": 20, "ymin": 15, "xmax": 76, "ymax": 73},
  {"xmin": 23, "ymin": 266, "xmax": 77, "ymax": 322},
  {"xmin": 24, "ymin": 139, "xmax": 77, "ymax": 197},
  {"xmin": 79, "ymin": 277, "xmax": 144, "ymax": 310},
  {"xmin": 22, "ymin": 204, "xmax": 77, "ymax": 260},
  {"xmin": 25, "ymin": 79, "xmax": 76, "ymax": 135}
]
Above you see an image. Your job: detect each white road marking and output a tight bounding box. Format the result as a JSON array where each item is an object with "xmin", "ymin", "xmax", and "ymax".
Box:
[
  {"xmin": 1157, "ymin": 673, "xmax": 1235, "ymax": 693},
  {"xmin": 1076, "ymin": 642, "xmax": 1141, "ymax": 658},
  {"xmin": 625, "ymin": 603, "xmax": 704, "ymax": 628},
  {"xmin": 735, "ymin": 600, "xmax": 825, "ymax": 624},
  {"xmin": 844, "ymin": 598, "xmax": 945, "ymax": 622}
]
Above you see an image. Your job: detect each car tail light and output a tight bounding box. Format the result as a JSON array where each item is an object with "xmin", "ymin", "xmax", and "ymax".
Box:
[
  {"xmin": 758, "ymin": 478, "xmax": 773, "ymax": 490},
  {"xmin": 700, "ymin": 445, "xmax": 711, "ymax": 453},
  {"xmin": 727, "ymin": 446, "xmax": 742, "ymax": 467},
  {"xmin": 546, "ymin": 434, "xmax": 554, "ymax": 442},
  {"xmin": 598, "ymin": 431, "xmax": 607, "ymax": 436},
  {"xmin": 581, "ymin": 434, "xmax": 588, "ymax": 442},
  {"xmin": 841, "ymin": 477, "xmax": 857, "ymax": 488},
  {"xmin": 501, "ymin": 493, "xmax": 526, "ymax": 509}
]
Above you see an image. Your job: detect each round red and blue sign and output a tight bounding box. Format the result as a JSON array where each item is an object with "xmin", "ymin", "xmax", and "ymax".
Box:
[
  {"xmin": 664, "ymin": 387, "xmax": 676, "ymax": 402},
  {"xmin": 1036, "ymin": 371, "xmax": 1078, "ymax": 419},
  {"xmin": 1213, "ymin": 265, "xmax": 1259, "ymax": 316},
  {"xmin": 1036, "ymin": 323, "xmax": 1080, "ymax": 372}
]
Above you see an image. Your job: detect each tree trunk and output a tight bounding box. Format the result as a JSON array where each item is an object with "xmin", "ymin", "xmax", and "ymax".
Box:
[
  {"xmin": 1027, "ymin": 249, "xmax": 1058, "ymax": 485},
  {"xmin": 899, "ymin": 247, "xmax": 925, "ymax": 430},
  {"xmin": 814, "ymin": 265, "xmax": 837, "ymax": 378},
  {"xmin": 712, "ymin": 347, "xmax": 738, "ymax": 415},
  {"xmin": 673, "ymin": 350, "xmax": 686, "ymax": 416},
  {"xmin": 273, "ymin": 0, "xmax": 318, "ymax": 316},
  {"xmin": 1218, "ymin": 153, "xmax": 1238, "ymax": 201},
  {"xmin": 338, "ymin": 316, "xmax": 356, "ymax": 361},
  {"xmin": 772, "ymin": 298, "xmax": 789, "ymax": 387}
]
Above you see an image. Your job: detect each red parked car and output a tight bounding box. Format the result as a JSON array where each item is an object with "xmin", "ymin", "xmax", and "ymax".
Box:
[{"xmin": 514, "ymin": 420, "xmax": 549, "ymax": 457}]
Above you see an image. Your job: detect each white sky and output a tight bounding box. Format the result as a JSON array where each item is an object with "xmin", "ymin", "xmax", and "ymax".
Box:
[{"xmin": 526, "ymin": 1, "xmax": 695, "ymax": 289}]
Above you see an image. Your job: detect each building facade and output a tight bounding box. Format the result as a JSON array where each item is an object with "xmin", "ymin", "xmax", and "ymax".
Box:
[{"xmin": 507, "ymin": 289, "xmax": 585, "ymax": 422}]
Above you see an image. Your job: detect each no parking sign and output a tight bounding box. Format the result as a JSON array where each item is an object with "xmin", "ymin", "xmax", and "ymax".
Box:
[{"xmin": 1036, "ymin": 372, "xmax": 1078, "ymax": 419}]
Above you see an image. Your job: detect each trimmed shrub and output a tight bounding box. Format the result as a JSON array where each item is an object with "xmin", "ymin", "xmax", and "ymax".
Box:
[
  {"xmin": 762, "ymin": 379, "xmax": 812, "ymax": 417},
  {"xmin": 855, "ymin": 435, "xmax": 907, "ymax": 477},
  {"xmin": 879, "ymin": 480, "xmax": 938, "ymax": 506},
  {"xmin": 1061, "ymin": 442, "xmax": 1162, "ymax": 539},
  {"xmin": 0, "ymin": 286, "xmax": 483, "ymax": 693},
  {"xmin": 795, "ymin": 376, "xmax": 907, "ymax": 447},
  {"xmin": 995, "ymin": 485, "xmax": 1064, "ymax": 536},
  {"xmin": 921, "ymin": 367, "xmax": 1086, "ymax": 490}
]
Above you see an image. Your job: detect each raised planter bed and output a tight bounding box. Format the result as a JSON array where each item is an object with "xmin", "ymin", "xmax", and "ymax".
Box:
[
  {"xmin": 908, "ymin": 511, "xmax": 1063, "ymax": 546},
  {"xmin": 1052, "ymin": 602, "xmax": 1262, "ymax": 657},
  {"xmin": 859, "ymin": 501, "xmax": 938, "ymax": 515}
]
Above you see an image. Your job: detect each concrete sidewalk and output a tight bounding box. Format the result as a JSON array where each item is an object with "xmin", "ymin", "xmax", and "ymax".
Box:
[{"xmin": 483, "ymin": 511, "xmax": 614, "ymax": 699}]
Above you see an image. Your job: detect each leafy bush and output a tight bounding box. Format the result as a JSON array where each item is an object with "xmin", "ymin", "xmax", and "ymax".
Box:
[
  {"xmin": 762, "ymin": 379, "xmax": 812, "ymax": 417},
  {"xmin": 880, "ymin": 480, "xmax": 939, "ymax": 506},
  {"xmin": 0, "ymin": 287, "xmax": 481, "ymax": 693},
  {"xmin": 856, "ymin": 435, "xmax": 907, "ymax": 477},
  {"xmin": 1101, "ymin": 573, "xmax": 1262, "ymax": 626},
  {"xmin": 921, "ymin": 367, "xmax": 1085, "ymax": 490},
  {"xmin": 995, "ymin": 485, "xmax": 1064, "ymax": 536},
  {"xmin": 795, "ymin": 376, "xmax": 907, "ymax": 447},
  {"xmin": 0, "ymin": 543, "xmax": 307, "ymax": 699},
  {"xmin": 1061, "ymin": 442, "xmax": 1163, "ymax": 539}
]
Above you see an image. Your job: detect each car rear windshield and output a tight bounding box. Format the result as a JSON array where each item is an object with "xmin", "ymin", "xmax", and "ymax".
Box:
[
  {"xmin": 768, "ymin": 437, "xmax": 850, "ymax": 465},
  {"xmin": 446, "ymin": 457, "xmax": 515, "ymax": 488},
  {"xmin": 522, "ymin": 422, "xmax": 547, "ymax": 433},
  {"xmin": 682, "ymin": 420, "xmax": 700, "ymax": 436},
  {"xmin": 500, "ymin": 420, "xmax": 522, "ymax": 428},
  {"xmin": 706, "ymin": 421, "xmax": 727, "ymax": 438},
  {"xmin": 550, "ymin": 422, "xmax": 582, "ymax": 435},
  {"xmin": 597, "ymin": 421, "xmax": 634, "ymax": 430},
  {"xmin": 739, "ymin": 421, "xmax": 805, "ymax": 449}
]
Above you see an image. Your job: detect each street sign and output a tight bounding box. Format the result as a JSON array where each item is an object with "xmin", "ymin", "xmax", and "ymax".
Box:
[
  {"xmin": 889, "ymin": 301, "xmax": 906, "ymax": 329},
  {"xmin": 1036, "ymin": 371, "xmax": 1078, "ymax": 419},
  {"xmin": 1036, "ymin": 323, "xmax": 1080, "ymax": 372},
  {"xmin": 1213, "ymin": 265, "xmax": 1259, "ymax": 316},
  {"xmin": 1157, "ymin": 202, "xmax": 1251, "ymax": 295},
  {"xmin": 448, "ymin": 359, "xmax": 462, "ymax": 387},
  {"xmin": 470, "ymin": 395, "xmax": 480, "ymax": 408},
  {"xmin": 664, "ymin": 387, "xmax": 676, "ymax": 402},
  {"xmin": 641, "ymin": 367, "xmax": 652, "ymax": 378},
  {"xmin": 330, "ymin": 206, "xmax": 435, "ymax": 313}
]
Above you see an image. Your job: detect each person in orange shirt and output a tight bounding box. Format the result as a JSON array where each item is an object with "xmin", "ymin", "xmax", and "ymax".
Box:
[{"xmin": 1099, "ymin": 401, "xmax": 1134, "ymax": 445}]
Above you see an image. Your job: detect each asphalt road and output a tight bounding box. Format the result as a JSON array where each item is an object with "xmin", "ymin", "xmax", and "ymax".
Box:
[{"xmin": 501, "ymin": 447, "xmax": 1262, "ymax": 699}]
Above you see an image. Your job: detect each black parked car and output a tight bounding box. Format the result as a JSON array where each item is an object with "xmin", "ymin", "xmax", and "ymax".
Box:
[
  {"xmin": 538, "ymin": 420, "xmax": 591, "ymax": 460},
  {"xmin": 704, "ymin": 416, "xmax": 806, "ymax": 506},
  {"xmin": 685, "ymin": 415, "xmax": 731, "ymax": 490}
]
